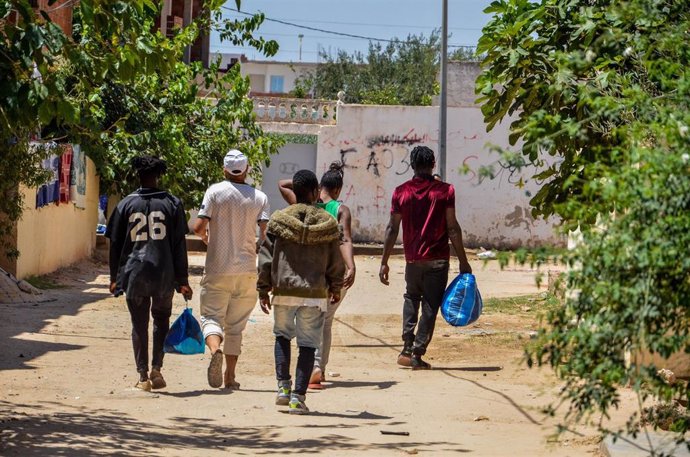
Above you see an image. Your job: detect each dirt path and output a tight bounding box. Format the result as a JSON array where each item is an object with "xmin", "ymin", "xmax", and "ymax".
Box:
[{"xmin": 0, "ymin": 255, "xmax": 622, "ymax": 456}]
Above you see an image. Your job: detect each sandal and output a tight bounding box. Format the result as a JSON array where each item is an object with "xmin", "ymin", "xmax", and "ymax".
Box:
[
  {"xmin": 308, "ymin": 367, "xmax": 324, "ymax": 389},
  {"xmin": 207, "ymin": 349, "xmax": 223, "ymax": 388}
]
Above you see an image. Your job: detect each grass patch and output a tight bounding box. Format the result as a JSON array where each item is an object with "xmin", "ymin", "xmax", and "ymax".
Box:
[
  {"xmin": 484, "ymin": 293, "xmax": 560, "ymax": 315},
  {"xmin": 25, "ymin": 275, "xmax": 68, "ymax": 290}
]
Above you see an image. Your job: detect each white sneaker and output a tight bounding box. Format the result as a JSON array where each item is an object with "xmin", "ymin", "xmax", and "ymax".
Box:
[
  {"xmin": 288, "ymin": 393, "xmax": 309, "ymax": 415},
  {"xmin": 276, "ymin": 380, "xmax": 291, "ymax": 406}
]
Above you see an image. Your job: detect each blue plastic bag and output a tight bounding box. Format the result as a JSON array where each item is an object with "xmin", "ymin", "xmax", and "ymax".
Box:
[
  {"xmin": 164, "ymin": 306, "xmax": 205, "ymax": 354},
  {"xmin": 441, "ymin": 273, "xmax": 483, "ymax": 326}
]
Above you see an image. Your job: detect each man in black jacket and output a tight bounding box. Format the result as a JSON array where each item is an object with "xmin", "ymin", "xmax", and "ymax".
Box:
[{"xmin": 106, "ymin": 156, "xmax": 192, "ymax": 391}]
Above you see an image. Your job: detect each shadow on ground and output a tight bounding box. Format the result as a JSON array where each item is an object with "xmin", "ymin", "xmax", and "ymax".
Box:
[
  {"xmin": 0, "ymin": 401, "xmax": 469, "ymax": 455},
  {"xmin": 0, "ymin": 260, "xmax": 111, "ymax": 371},
  {"xmin": 327, "ymin": 380, "xmax": 397, "ymax": 390},
  {"xmin": 336, "ymin": 315, "xmax": 542, "ymax": 427}
]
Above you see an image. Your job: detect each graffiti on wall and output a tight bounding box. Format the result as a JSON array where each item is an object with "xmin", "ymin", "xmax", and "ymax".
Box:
[
  {"xmin": 335, "ymin": 129, "xmax": 430, "ymax": 175},
  {"xmin": 324, "ymin": 128, "xmax": 434, "ymax": 214},
  {"xmin": 315, "ymin": 106, "xmax": 563, "ymax": 247},
  {"xmin": 323, "ymin": 127, "xmax": 550, "ymax": 240}
]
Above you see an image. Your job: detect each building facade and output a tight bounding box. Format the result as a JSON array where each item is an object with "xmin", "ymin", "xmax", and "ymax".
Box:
[{"xmin": 214, "ymin": 53, "xmax": 318, "ymax": 96}]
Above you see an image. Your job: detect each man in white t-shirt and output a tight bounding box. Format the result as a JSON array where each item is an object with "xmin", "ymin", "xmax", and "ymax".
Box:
[{"xmin": 193, "ymin": 149, "xmax": 270, "ymax": 389}]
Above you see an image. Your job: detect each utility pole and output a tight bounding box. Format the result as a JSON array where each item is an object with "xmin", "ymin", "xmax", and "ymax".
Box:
[
  {"xmin": 439, "ymin": 0, "xmax": 448, "ymax": 181},
  {"xmin": 298, "ymin": 34, "xmax": 304, "ymax": 62}
]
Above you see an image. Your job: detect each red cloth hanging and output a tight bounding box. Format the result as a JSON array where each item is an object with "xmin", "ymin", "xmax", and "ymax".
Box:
[{"xmin": 59, "ymin": 144, "xmax": 73, "ymax": 204}]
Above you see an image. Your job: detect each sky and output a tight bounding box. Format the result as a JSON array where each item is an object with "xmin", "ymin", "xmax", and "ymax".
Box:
[{"xmin": 210, "ymin": 0, "xmax": 494, "ymax": 62}]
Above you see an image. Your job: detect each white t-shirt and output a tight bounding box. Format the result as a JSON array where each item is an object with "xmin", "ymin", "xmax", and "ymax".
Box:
[{"xmin": 198, "ymin": 180, "xmax": 269, "ymax": 275}]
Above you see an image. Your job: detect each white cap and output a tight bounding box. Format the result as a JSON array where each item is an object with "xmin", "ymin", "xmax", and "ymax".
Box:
[{"xmin": 223, "ymin": 149, "xmax": 248, "ymax": 175}]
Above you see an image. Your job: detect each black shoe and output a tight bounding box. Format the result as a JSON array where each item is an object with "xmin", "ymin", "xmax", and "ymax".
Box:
[
  {"xmin": 397, "ymin": 346, "xmax": 413, "ymax": 367},
  {"xmin": 411, "ymin": 355, "xmax": 431, "ymax": 370}
]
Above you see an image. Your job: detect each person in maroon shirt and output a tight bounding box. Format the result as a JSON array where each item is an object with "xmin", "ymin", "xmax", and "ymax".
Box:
[{"xmin": 380, "ymin": 146, "xmax": 472, "ymax": 369}]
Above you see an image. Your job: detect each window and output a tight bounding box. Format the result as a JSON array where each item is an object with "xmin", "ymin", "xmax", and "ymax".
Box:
[{"xmin": 269, "ymin": 75, "xmax": 284, "ymax": 94}]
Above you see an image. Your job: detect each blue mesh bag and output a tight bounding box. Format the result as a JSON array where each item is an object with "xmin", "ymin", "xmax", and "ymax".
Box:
[
  {"xmin": 164, "ymin": 306, "xmax": 205, "ymax": 354},
  {"xmin": 441, "ymin": 273, "xmax": 483, "ymax": 326}
]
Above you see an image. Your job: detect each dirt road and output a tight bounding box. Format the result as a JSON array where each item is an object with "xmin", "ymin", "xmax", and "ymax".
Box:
[{"xmin": 0, "ymin": 255, "xmax": 620, "ymax": 456}]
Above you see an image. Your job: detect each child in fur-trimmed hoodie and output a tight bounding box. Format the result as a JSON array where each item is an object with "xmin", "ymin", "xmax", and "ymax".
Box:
[{"xmin": 257, "ymin": 169, "xmax": 345, "ymax": 414}]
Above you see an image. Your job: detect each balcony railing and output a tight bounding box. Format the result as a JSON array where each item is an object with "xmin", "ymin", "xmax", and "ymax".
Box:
[{"xmin": 252, "ymin": 97, "xmax": 337, "ymax": 125}]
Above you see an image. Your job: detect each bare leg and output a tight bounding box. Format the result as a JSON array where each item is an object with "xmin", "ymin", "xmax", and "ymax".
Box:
[
  {"xmin": 224, "ymin": 354, "xmax": 240, "ymax": 389},
  {"xmin": 206, "ymin": 334, "xmax": 222, "ymax": 353},
  {"xmin": 205, "ymin": 335, "xmax": 223, "ymax": 388},
  {"xmin": 309, "ymin": 366, "xmax": 323, "ymax": 387}
]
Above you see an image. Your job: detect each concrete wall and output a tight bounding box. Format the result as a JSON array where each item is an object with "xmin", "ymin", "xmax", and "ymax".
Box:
[
  {"xmin": 11, "ymin": 158, "xmax": 99, "ymax": 279},
  {"xmin": 317, "ymin": 104, "xmax": 562, "ymax": 248},
  {"xmin": 262, "ymin": 143, "xmax": 317, "ymax": 214},
  {"xmin": 433, "ymin": 61, "xmax": 483, "ymax": 108}
]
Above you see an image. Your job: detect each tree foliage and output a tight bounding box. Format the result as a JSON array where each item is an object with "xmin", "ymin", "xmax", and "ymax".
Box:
[
  {"xmin": 300, "ymin": 32, "xmax": 441, "ymax": 105},
  {"xmin": 1, "ymin": 0, "xmax": 174, "ymax": 256},
  {"xmin": 0, "ymin": 0, "xmax": 281, "ymax": 257},
  {"xmin": 449, "ymin": 45, "xmax": 482, "ymax": 62},
  {"xmin": 66, "ymin": 4, "xmax": 282, "ymax": 203},
  {"xmin": 478, "ymin": 0, "xmax": 690, "ymax": 445}
]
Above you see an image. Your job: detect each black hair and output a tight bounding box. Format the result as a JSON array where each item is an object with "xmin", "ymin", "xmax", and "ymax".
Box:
[
  {"xmin": 320, "ymin": 161, "xmax": 345, "ymax": 190},
  {"xmin": 410, "ymin": 146, "xmax": 435, "ymax": 171},
  {"xmin": 292, "ymin": 169, "xmax": 319, "ymax": 202},
  {"xmin": 131, "ymin": 155, "xmax": 167, "ymax": 178}
]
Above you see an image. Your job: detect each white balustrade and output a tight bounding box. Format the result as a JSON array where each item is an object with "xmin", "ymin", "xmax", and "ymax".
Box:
[{"xmin": 251, "ymin": 97, "xmax": 338, "ymax": 125}]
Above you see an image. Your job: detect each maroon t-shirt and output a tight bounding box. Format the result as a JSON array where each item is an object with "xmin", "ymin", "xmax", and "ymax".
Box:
[{"xmin": 391, "ymin": 175, "xmax": 455, "ymax": 262}]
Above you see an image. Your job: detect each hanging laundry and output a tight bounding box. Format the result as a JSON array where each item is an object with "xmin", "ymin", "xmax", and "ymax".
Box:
[
  {"xmin": 35, "ymin": 146, "xmax": 60, "ymax": 209},
  {"xmin": 59, "ymin": 144, "xmax": 73, "ymax": 203},
  {"xmin": 70, "ymin": 144, "xmax": 87, "ymax": 209}
]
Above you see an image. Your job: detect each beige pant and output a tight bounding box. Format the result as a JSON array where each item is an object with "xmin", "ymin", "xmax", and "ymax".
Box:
[{"xmin": 200, "ymin": 273, "xmax": 257, "ymax": 355}]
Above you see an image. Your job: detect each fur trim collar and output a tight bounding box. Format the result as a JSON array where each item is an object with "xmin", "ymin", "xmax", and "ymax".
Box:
[{"xmin": 268, "ymin": 204, "xmax": 339, "ymax": 245}]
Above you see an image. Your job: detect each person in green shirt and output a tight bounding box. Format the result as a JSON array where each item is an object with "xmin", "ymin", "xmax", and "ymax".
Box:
[{"xmin": 278, "ymin": 162, "xmax": 356, "ymax": 388}]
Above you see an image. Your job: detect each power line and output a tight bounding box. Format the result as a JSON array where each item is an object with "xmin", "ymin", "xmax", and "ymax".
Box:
[
  {"xmin": 214, "ymin": 45, "xmax": 320, "ymax": 55},
  {"xmin": 247, "ymin": 16, "xmax": 483, "ymax": 32},
  {"xmin": 238, "ymin": 31, "xmax": 393, "ymax": 43},
  {"xmin": 246, "ymin": 31, "xmax": 476, "ymax": 46},
  {"xmin": 220, "ymin": 6, "xmax": 476, "ymax": 49}
]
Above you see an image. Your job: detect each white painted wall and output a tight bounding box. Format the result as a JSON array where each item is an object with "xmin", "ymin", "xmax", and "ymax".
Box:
[
  {"xmin": 262, "ymin": 143, "xmax": 317, "ymax": 214},
  {"xmin": 317, "ymin": 104, "xmax": 562, "ymax": 248}
]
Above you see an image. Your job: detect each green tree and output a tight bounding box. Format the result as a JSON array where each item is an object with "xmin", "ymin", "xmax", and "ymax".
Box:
[
  {"xmin": 448, "ymin": 45, "xmax": 481, "ymax": 62},
  {"xmin": 0, "ymin": 0, "xmax": 280, "ymax": 257},
  {"xmin": 66, "ymin": 3, "xmax": 281, "ymax": 204},
  {"xmin": 477, "ymin": 0, "xmax": 690, "ymax": 446},
  {"xmin": 301, "ymin": 32, "xmax": 441, "ymax": 105},
  {"xmin": 1, "ymin": 0, "xmax": 177, "ymax": 257}
]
